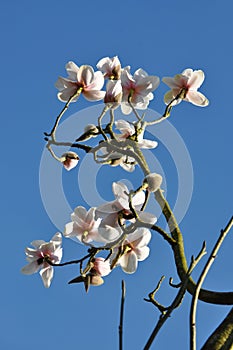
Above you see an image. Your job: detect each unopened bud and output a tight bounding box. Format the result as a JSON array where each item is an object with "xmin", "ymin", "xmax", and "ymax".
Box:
[
  {"xmin": 61, "ymin": 151, "xmax": 79, "ymax": 171},
  {"xmin": 143, "ymin": 173, "xmax": 163, "ymax": 192}
]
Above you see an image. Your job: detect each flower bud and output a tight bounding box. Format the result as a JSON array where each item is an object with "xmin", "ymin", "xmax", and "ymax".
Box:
[
  {"xmin": 143, "ymin": 173, "xmax": 163, "ymax": 192},
  {"xmin": 61, "ymin": 151, "xmax": 79, "ymax": 171},
  {"xmin": 76, "ymin": 124, "xmax": 99, "ymax": 141},
  {"xmin": 104, "ymin": 80, "xmax": 122, "ymax": 109}
]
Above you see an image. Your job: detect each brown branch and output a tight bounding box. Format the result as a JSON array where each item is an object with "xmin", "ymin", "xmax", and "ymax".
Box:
[{"xmin": 190, "ymin": 217, "xmax": 233, "ymax": 350}]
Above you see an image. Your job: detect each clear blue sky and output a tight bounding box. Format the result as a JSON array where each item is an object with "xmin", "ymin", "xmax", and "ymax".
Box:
[{"xmin": 1, "ymin": 0, "xmax": 233, "ymax": 349}]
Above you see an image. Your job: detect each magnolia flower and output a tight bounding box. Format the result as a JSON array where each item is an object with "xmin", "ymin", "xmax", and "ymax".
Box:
[
  {"xmin": 104, "ymin": 80, "xmax": 122, "ymax": 108},
  {"xmin": 21, "ymin": 233, "xmax": 63, "ymax": 288},
  {"xmin": 96, "ymin": 182, "xmax": 157, "ymax": 234},
  {"xmin": 162, "ymin": 68, "xmax": 209, "ymax": 107},
  {"xmin": 143, "ymin": 173, "xmax": 163, "ymax": 192},
  {"xmin": 96, "ymin": 56, "xmax": 121, "ymax": 80},
  {"xmin": 68, "ymin": 257, "xmax": 111, "ymax": 292},
  {"xmin": 121, "ymin": 66, "xmax": 160, "ymax": 114},
  {"xmin": 64, "ymin": 206, "xmax": 105, "ymax": 244},
  {"xmin": 111, "ymin": 228, "xmax": 151, "ymax": 273},
  {"xmin": 55, "ymin": 61, "xmax": 105, "ymax": 102},
  {"xmin": 115, "ymin": 120, "xmax": 158, "ymax": 149},
  {"xmin": 61, "ymin": 151, "xmax": 79, "ymax": 171}
]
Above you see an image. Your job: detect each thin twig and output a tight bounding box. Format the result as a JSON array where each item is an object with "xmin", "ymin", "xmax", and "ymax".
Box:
[
  {"xmin": 119, "ymin": 280, "xmax": 126, "ymax": 350},
  {"xmin": 144, "ymin": 243, "xmax": 206, "ymax": 350},
  {"xmin": 190, "ymin": 216, "xmax": 233, "ymax": 350}
]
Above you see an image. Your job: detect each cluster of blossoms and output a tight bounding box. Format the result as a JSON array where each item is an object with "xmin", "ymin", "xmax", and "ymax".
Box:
[{"xmin": 21, "ymin": 56, "xmax": 209, "ymax": 289}]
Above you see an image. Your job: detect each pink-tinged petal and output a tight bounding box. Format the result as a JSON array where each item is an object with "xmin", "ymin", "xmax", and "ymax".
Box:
[
  {"xmin": 40, "ymin": 266, "xmax": 54, "ymax": 288},
  {"xmin": 186, "ymin": 91, "xmax": 209, "ymax": 106},
  {"xmin": 136, "ymin": 76, "xmax": 160, "ymax": 94},
  {"xmin": 134, "ymin": 246, "xmax": 150, "ymax": 261},
  {"xmin": 25, "ymin": 247, "xmax": 38, "ymax": 259},
  {"xmin": 128, "ymin": 227, "xmax": 151, "ymax": 247},
  {"xmin": 115, "ymin": 119, "xmax": 134, "ymax": 136},
  {"xmin": 57, "ymin": 87, "xmax": 79, "ymax": 102},
  {"xmin": 65, "ymin": 61, "xmax": 79, "ymax": 81},
  {"xmin": 89, "ymin": 71, "xmax": 105, "ymax": 90},
  {"xmin": 137, "ymin": 211, "xmax": 157, "ymax": 225},
  {"xmin": 181, "ymin": 68, "xmax": 193, "ymax": 79},
  {"xmin": 21, "ymin": 261, "xmax": 40, "ymax": 275},
  {"xmin": 188, "ymin": 70, "xmax": 205, "ymax": 90},
  {"xmin": 121, "ymin": 251, "xmax": 138, "ymax": 274},
  {"xmin": 93, "ymin": 258, "xmax": 111, "ymax": 276},
  {"xmin": 78, "ymin": 65, "xmax": 94, "ymax": 86},
  {"xmin": 121, "ymin": 67, "xmax": 134, "ymax": 88},
  {"xmin": 85, "ymin": 207, "xmax": 96, "ymax": 225},
  {"xmin": 96, "ymin": 57, "xmax": 112, "ymax": 71},
  {"xmin": 83, "ymin": 90, "xmax": 105, "ymax": 101}
]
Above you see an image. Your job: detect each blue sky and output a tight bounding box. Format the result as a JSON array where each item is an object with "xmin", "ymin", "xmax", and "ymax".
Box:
[{"xmin": 1, "ymin": 0, "xmax": 233, "ymax": 349}]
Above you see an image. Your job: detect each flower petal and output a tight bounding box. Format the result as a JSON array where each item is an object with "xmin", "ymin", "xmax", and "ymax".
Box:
[
  {"xmin": 40, "ymin": 266, "xmax": 54, "ymax": 288},
  {"xmin": 121, "ymin": 251, "xmax": 138, "ymax": 274},
  {"xmin": 188, "ymin": 70, "xmax": 205, "ymax": 90},
  {"xmin": 21, "ymin": 261, "xmax": 40, "ymax": 275},
  {"xmin": 186, "ymin": 91, "xmax": 209, "ymax": 106}
]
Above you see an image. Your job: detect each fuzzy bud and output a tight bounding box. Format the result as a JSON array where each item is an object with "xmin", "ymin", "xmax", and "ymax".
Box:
[{"xmin": 143, "ymin": 173, "xmax": 163, "ymax": 192}]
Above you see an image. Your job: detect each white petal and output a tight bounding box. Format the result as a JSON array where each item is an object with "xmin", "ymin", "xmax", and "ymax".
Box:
[
  {"xmin": 134, "ymin": 246, "xmax": 150, "ymax": 261},
  {"xmin": 186, "ymin": 91, "xmax": 209, "ymax": 106},
  {"xmin": 121, "ymin": 252, "xmax": 138, "ymax": 274},
  {"xmin": 188, "ymin": 70, "xmax": 205, "ymax": 89},
  {"xmin": 137, "ymin": 211, "xmax": 157, "ymax": 225},
  {"xmin": 31, "ymin": 240, "xmax": 45, "ymax": 248},
  {"xmin": 78, "ymin": 65, "xmax": 94, "ymax": 86},
  {"xmin": 21, "ymin": 261, "xmax": 40, "ymax": 275},
  {"xmin": 83, "ymin": 90, "xmax": 105, "ymax": 101},
  {"xmin": 40, "ymin": 266, "xmax": 54, "ymax": 288},
  {"xmin": 138, "ymin": 139, "xmax": 158, "ymax": 149},
  {"xmin": 65, "ymin": 61, "xmax": 79, "ymax": 81}
]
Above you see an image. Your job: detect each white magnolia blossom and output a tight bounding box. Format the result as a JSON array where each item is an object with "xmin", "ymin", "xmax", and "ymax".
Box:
[
  {"xmin": 162, "ymin": 68, "xmax": 209, "ymax": 107},
  {"xmin": 21, "ymin": 233, "xmax": 63, "ymax": 288},
  {"xmin": 96, "ymin": 56, "xmax": 121, "ymax": 80},
  {"xmin": 97, "ymin": 182, "xmax": 157, "ymax": 237},
  {"xmin": 64, "ymin": 206, "xmax": 105, "ymax": 244},
  {"xmin": 104, "ymin": 80, "xmax": 122, "ymax": 108},
  {"xmin": 55, "ymin": 61, "xmax": 105, "ymax": 102},
  {"xmin": 111, "ymin": 227, "xmax": 152, "ymax": 274},
  {"xmin": 121, "ymin": 66, "xmax": 160, "ymax": 114},
  {"xmin": 115, "ymin": 119, "xmax": 158, "ymax": 149}
]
